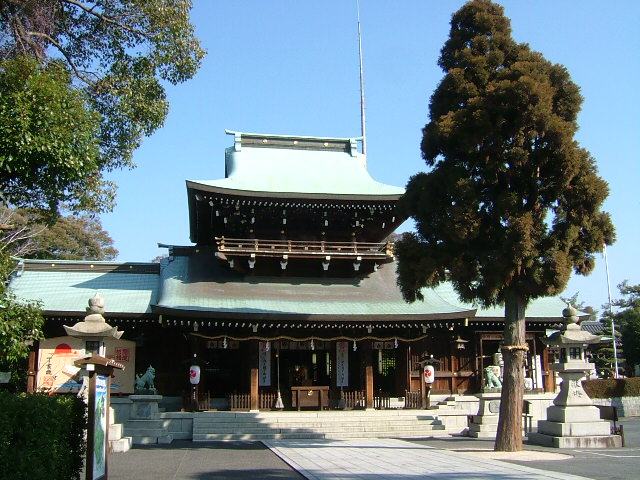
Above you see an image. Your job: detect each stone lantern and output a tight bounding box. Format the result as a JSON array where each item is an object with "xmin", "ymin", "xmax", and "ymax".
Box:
[
  {"xmin": 64, "ymin": 293, "xmax": 123, "ymax": 355},
  {"xmin": 63, "ymin": 294, "xmax": 125, "ymax": 479},
  {"xmin": 528, "ymin": 305, "xmax": 622, "ymax": 448}
]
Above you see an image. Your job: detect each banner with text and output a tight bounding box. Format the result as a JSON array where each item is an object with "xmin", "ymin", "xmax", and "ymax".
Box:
[
  {"xmin": 336, "ymin": 341, "xmax": 349, "ymax": 387},
  {"xmin": 259, "ymin": 341, "xmax": 271, "ymax": 386}
]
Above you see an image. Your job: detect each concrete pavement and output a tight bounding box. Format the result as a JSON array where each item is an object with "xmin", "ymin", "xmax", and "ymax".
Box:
[
  {"xmin": 108, "ymin": 417, "xmax": 640, "ymax": 479},
  {"xmin": 109, "ymin": 438, "xmax": 591, "ymax": 480},
  {"xmin": 265, "ymin": 438, "xmax": 592, "ymax": 480}
]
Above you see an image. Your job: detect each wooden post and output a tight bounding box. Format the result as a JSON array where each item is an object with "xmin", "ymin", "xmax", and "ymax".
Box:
[
  {"xmin": 26, "ymin": 344, "xmax": 37, "ymax": 393},
  {"xmin": 250, "ymin": 368, "xmax": 259, "ymax": 410},
  {"xmin": 365, "ymin": 364, "xmax": 374, "ymax": 409},
  {"xmin": 74, "ymin": 355, "xmax": 124, "ymax": 480}
]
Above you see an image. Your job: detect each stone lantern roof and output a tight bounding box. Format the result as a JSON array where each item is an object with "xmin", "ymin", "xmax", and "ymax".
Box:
[
  {"xmin": 64, "ymin": 293, "xmax": 123, "ymax": 339},
  {"xmin": 544, "ymin": 305, "xmax": 601, "ymax": 346}
]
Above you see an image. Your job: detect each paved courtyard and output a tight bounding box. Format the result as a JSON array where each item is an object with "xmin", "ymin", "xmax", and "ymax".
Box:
[{"xmin": 109, "ymin": 417, "xmax": 640, "ymax": 480}]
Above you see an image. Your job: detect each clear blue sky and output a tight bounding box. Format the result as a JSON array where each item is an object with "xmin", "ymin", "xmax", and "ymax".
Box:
[{"xmin": 102, "ymin": 1, "xmax": 639, "ymax": 313}]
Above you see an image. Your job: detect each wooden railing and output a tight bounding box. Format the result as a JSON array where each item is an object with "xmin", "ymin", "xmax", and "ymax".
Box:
[
  {"xmin": 228, "ymin": 392, "xmax": 280, "ymax": 410},
  {"xmin": 216, "ymin": 237, "xmax": 392, "ymax": 260},
  {"xmin": 338, "ymin": 390, "xmax": 365, "ymax": 409},
  {"xmin": 228, "ymin": 393, "xmax": 251, "ymax": 411},
  {"xmin": 374, "ymin": 390, "xmax": 391, "ymax": 409},
  {"xmin": 404, "ymin": 390, "xmax": 422, "ymax": 409},
  {"xmin": 182, "ymin": 390, "xmax": 211, "ymax": 411}
]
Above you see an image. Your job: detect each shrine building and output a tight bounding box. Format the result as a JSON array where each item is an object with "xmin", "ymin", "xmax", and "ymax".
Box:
[{"xmin": 10, "ymin": 131, "xmax": 571, "ymax": 409}]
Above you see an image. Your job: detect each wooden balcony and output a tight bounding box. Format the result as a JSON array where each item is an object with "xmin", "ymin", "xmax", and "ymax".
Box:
[{"xmin": 215, "ymin": 237, "xmax": 393, "ymax": 261}]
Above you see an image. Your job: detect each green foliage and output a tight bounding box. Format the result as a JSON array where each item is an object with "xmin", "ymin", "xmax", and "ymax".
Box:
[
  {"xmin": 2, "ymin": 206, "xmax": 118, "ymax": 260},
  {"xmin": 0, "ymin": 392, "xmax": 86, "ymax": 480},
  {"xmin": 591, "ymin": 315, "xmax": 624, "ymax": 378},
  {"xmin": 0, "ymin": 255, "xmax": 43, "ymax": 382},
  {"xmin": 396, "ymin": 0, "xmax": 615, "ymax": 307},
  {"xmin": 0, "ymin": 0, "xmax": 205, "ymax": 217},
  {"xmin": 0, "ymin": 56, "xmax": 108, "ymax": 218},
  {"xmin": 583, "ymin": 378, "xmax": 640, "ymax": 398},
  {"xmin": 613, "ymin": 282, "xmax": 640, "ymax": 369},
  {"xmin": 29, "ymin": 214, "xmax": 118, "ymax": 260}
]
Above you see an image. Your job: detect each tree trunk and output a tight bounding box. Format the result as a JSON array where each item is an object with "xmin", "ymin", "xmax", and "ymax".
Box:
[{"xmin": 494, "ymin": 289, "xmax": 527, "ymax": 451}]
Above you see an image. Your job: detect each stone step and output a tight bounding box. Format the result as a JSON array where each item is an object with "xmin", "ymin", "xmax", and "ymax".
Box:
[
  {"xmin": 124, "ymin": 427, "xmax": 172, "ymax": 437},
  {"xmin": 193, "ymin": 418, "xmax": 440, "ymax": 428},
  {"xmin": 191, "ymin": 412, "xmax": 446, "ymax": 440},
  {"xmin": 124, "ymin": 419, "xmax": 166, "ymax": 429},
  {"xmin": 192, "ymin": 410, "xmax": 437, "ymax": 418},
  {"xmin": 193, "ymin": 424, "xmax": 445, "ymax": 435},
  {"xmin": 109, "ymin": 423, "xmax": 123, "ymax": 439},
  {"xmin": 110, "ymin": 437, "xmax": 132, "ymax": 453},
  {"xmin": 191, "ymin": 412, "xmax": 443, "ymax": 419},
  {"xmin": 131, "ymin": 434, "xmax": 173, "ymax": 445},
  {"xmin": 193, "ymin": 427, "xmax": 447, "ymax": 442}
]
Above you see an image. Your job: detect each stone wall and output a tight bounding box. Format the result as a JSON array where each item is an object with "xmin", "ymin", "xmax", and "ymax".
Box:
[
  {"xmin": 591, "ymin": 397, "xmax": 640, "ymax": 417},
  {"xmin": 431, "ymin": 392, "xmax": 556, "ymax": 435}
]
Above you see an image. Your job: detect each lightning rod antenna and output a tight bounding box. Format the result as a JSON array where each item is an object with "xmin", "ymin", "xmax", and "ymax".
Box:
[{"xmin": 357, "ymin": 0, "xmax": 367, "ymax": 159}]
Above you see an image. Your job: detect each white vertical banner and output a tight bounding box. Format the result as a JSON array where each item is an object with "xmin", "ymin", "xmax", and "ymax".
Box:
[
  {"xmin": 259, "ymin": 342, "xmax": 271, "ymax": 386},
  {"xmin": 533, "ymin": 354, "xmax": 543, "ymax": 389},
  {"xmin": 336, "ymin": 341, "xmax": 349, "ymax": 387}
]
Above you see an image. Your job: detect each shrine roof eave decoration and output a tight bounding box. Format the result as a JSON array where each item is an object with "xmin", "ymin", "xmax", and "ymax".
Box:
[
  {"xmin": 186, "ymin": 181, "xmax": 403, "ymax": 203},
  {"xmin": 150, "ymin": 304, "xmax": 476, "ymax": 322}
]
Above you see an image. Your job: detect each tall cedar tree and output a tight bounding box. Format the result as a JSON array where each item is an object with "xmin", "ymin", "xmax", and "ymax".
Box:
[
  {"xmin": 396, "ymin": 0, "xmax": 614, "ymax": 451},
  {"xmin": 0, "ymin": 0, "xmax": 205, "ymax": 219}
]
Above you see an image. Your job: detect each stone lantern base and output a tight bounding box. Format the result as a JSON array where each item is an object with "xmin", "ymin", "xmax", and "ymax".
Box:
[
  {"xmin": 528, "ymin": 404, "xmax": 621, "ymax": 448},
  {"xmin": 529, "ymin": 370, "xmax": 622, "ymax": 448}
]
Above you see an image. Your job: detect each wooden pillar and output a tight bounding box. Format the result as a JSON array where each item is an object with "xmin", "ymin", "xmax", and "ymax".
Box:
[
  {"xmin": 543, "ymin": 346, "xmax": 554, "ymax": 392},
  {"xmin": 26, "ymin": 344, "xmax": 37, "ymax": 393},
  {"xmin": 405, "ymin": 344, "xmax": 412, "ymax": 394},
  {"xmin": 365, "ymin": 364, "xmax": 374, "ymax": 409},
  {"xmin": 329, "ymin": 341, "xmax": 337, "ymax": 399},
  {"xmin": 249, "ymin": 341, "xmax": 259, "ymax": 411},
  {"xmin": 478, "ymin": 335, "xmax": 485, "ymax": 390},
  {"xmin": 250, "ymin": 368, "xmax": 259, "ymax": 410},
  {"xmin": 420, "ymin": 369, "xmax": 427, "ymax": 408}
]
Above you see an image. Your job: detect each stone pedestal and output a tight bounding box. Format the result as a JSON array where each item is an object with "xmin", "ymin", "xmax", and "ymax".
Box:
[
  {"xmin": 468, "ymin": 392, "xmax": 502, "ymax": 438},
  {"xmin": 529, "ymin": 306, "xmax": 622, "ymax": 449},
  {"xmin": 529, "ymin": 369, "xmax": 622, "ymax": 448},
  {"xmin": 124, "ymin": 395, "xmax": 173, "ymax": 445}
]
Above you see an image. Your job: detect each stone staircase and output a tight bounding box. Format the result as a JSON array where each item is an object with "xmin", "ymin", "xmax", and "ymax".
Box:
[
  {"xmin": 109, "ymin": 406, "xmax": 132, "ymax": 453},
  {"xmin": 123, "ymin": 395, "xmax": 173, "ymax": 445},
  {"xmin": 192, "ymin": 410, "xmax": 447, "ymax": 441}
]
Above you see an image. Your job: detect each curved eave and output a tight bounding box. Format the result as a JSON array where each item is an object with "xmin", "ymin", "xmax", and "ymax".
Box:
[
  {"xmin": 151, "ymin": 304, "xmax": 475, "ymax": 322},
  {"xmin": 44, "ymin": 310, "xmax": 157, "ymax": 320},
  {"xmin": 186, "ymin": 180, "xmax": 403, "ymax": 202}
]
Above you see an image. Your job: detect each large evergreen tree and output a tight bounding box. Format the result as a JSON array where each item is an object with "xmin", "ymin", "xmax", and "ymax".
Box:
[{"xmin": 396, "ymin": 0, "xmax": 614, "ymax": 451}]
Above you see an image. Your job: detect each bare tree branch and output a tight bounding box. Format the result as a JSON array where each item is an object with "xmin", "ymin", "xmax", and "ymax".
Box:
[
  {"xmin": 62, "ymin": 0, "xmax": 152, "ymax": 38},
  {"xmin": 25, "ymin": 29, "xmax": 96, "ymax": 84}
]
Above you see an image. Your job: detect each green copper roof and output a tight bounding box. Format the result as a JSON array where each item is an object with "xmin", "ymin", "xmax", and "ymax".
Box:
[
  {"xmin": 8, "ymin": 260, "xmax": 159, "ymax": 315},
  {"xmin": 187, "ymin": 131, "xmax": 404, "ymax": 200},
  {"xmin": 430, "ymin": 284, "xmax": 578, "ymax": 321},
  {"xmin": 8, "ymin": 256, "xmax": 571, "ymax": 323},
  {"xmin": 154, "ymin": 251, "xmax": 472, "ymax": 320}
]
